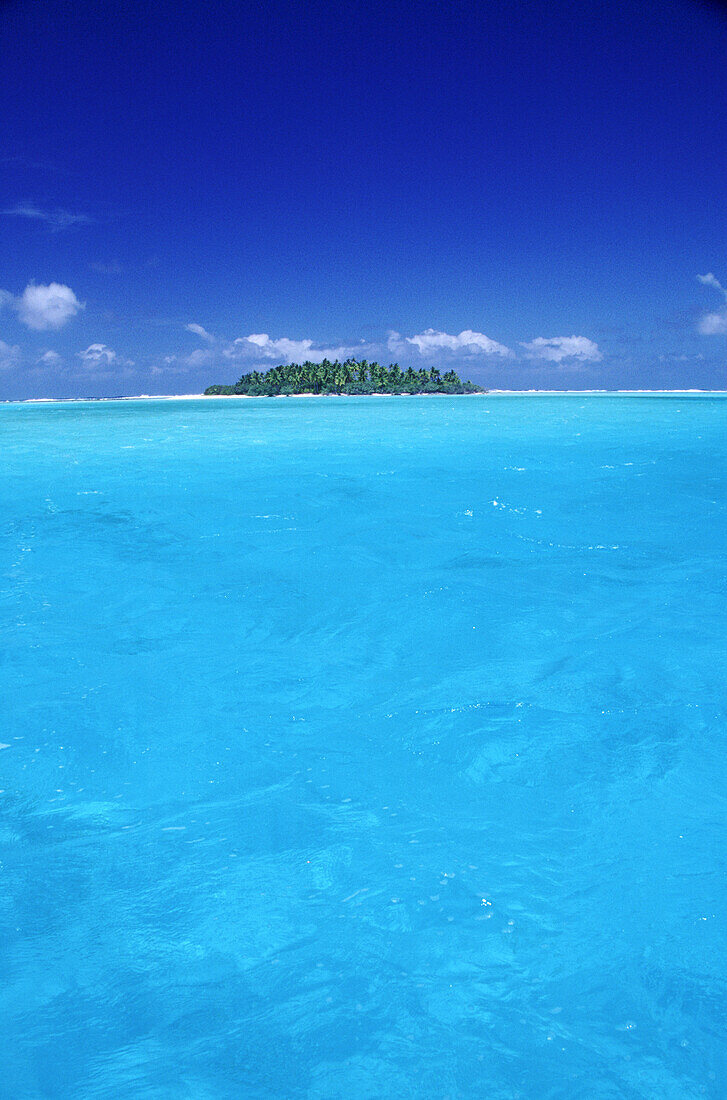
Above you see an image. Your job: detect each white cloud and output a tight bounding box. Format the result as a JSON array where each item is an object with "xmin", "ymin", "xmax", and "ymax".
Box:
[
  {"xmin": 77, "ymin": 343, "xmax": 133, "ymax": 369},
  {"xmin": 224, "ymin": 333, "xmax": 358, "ymax": 364},
  {"xmin": 14, "ymin": 283, "xmax": 84, "ymax": 330},
  {"xmin": 184, "ymin": 348, "xmax": 215, "ymax": 367},
  {"xmin": 3, "ymin": 205, "xmax": 92, "ymax": 231},
  {"xmin": 38, "ymin": 349, "xmax": 61, "ymax": 366},
  {"xmin": 698, "ymin": 311, "xmax": 727, "ymax": 335},
  {"xmin": 174, "ymin": 326, "xmax": 512, "ymax": 370},
  {"xmin": 403, "ymin": 328, "xmax": 513, "ymax": 357},
  {"xmin": 697, "ymin": 272, "xmax": 727, "ymax": 298},
  {"xmin": 78, "ymin": 344, "xmax": 116, "ymax": 366},
  {"xmin": 186, "ymin": 322, "xmax": 215, "ymax": 343},
  {"xmin": 0, "ymin": 339, "xmax": 21, "ymax": 370},
  {"xmin": 697, "ymin": 273, "xmax": 727, "ymax": 334},
  {"xmin": 521, "ymin": 335, "xmax": 602, "ymax": 363}
]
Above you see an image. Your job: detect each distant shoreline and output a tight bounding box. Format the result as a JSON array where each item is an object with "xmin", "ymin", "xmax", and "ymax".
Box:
[{"xmin": 6, "ymin": 389, "xmax": 727, "ymax": 405}]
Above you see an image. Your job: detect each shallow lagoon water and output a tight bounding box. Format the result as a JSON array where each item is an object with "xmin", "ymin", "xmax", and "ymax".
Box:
[{"xmin": 1, "ymin": 394, "xmax": 726, "ymax": 1098}]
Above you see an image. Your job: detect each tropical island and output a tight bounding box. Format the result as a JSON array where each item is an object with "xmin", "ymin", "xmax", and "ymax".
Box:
[{"xmin": 204, "ymin": 358, "xmax": 484, "ymax": 396}]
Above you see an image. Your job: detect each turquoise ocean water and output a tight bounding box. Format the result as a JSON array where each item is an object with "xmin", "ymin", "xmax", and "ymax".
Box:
[{"xmin": 1, "ymin": 395, "xmax": 726, "ymax": 1098}]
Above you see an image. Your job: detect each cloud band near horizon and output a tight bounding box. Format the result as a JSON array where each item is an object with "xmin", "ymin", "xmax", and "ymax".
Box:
[{"xmin": 1, "ymin": 278, "xmax": 612, "ymax": 378}]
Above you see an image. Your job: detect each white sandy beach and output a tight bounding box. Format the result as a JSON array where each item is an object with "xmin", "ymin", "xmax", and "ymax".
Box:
[{"xmin": 14, "ymin": 389, "xmax": 726, "ymax": 404}]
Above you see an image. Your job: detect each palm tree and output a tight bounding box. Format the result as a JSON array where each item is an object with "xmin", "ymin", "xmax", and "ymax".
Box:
[{"xmin": 388, "ymin": 362, "xmax": 402, "ymax": 390}]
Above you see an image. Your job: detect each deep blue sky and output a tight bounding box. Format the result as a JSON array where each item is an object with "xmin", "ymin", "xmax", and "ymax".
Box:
[{"xmin": 2, "ymin": 0, "xmax": 727, "ymax": 396}]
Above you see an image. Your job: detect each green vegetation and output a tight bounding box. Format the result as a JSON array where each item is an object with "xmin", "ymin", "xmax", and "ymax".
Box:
[{"xmin": 204, "ymin": 358, "xmax": 484, "ymax": 396}]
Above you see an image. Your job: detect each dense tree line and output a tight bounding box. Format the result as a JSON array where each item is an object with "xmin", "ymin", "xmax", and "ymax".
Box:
[{"xmin": 204, "ymin": 358, "xmax": 484, "ymax": 396}]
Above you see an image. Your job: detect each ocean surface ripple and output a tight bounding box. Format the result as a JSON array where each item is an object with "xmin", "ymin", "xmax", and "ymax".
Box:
[{"xmin": 1, "ymin": 395, "xmax": 726, "ymax": 1098}]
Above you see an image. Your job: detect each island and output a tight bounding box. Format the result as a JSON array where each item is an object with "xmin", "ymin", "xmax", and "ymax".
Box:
[{"xmin": 204, "ymin": 358, "xmax": 485, "ymax": 396}]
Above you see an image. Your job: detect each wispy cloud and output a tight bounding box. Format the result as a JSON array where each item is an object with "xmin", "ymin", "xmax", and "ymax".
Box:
[
  {"xmin": 38, "ymin": 349, "xmax": 61, "ymax": 366},
  {"xmin": 698, "ymin": 314, "xmax": 727, "ymax": 335},
  {"xmin": 0, "ymin": 155, "xmax": 69, "ymax": 174},
  {"xmin": 391, "ymin": 328, "xmax": 513, "ymax": 358},
  {"xmin": 697, "ymin": 272, "xmax": 727, "ymax": 334},
  {"xmin": 0, "ymin": 340, "xmax": 21, "ymax": 370},
  {"xmin": 3, "ymin": 205, "xmax": 92, "ymax": 231},
  {"xmin": 658, "ymin": 352, "xmax": 705, "ymax": 362},
  {"xmin": 90, "ymin": 261, "xmax": 126, "ymax": 275},
  {"xmin": 186, "ymin": 322, "xmax": 216, "ymax": 343},
  {"xmin": 183, "ymin": 348, "xmax": 216, "ymax": 367},
  {"xmin": 697, "ymin": 272, "xmax": 727, "ymax": 297},
  {"xmin": 521, "ymin": 335, "xmax": 602, "ymax": 363}
]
